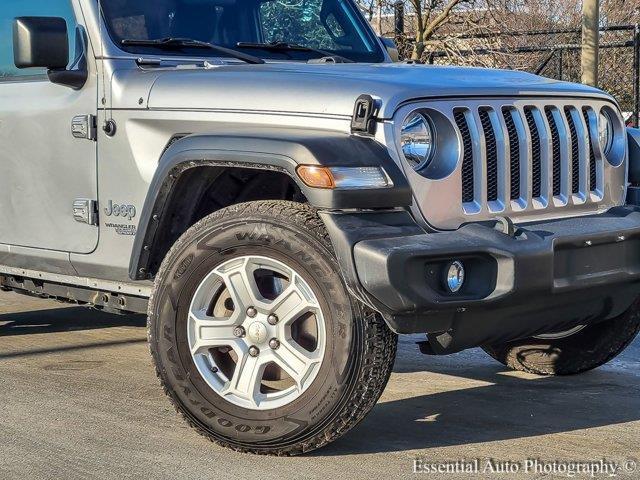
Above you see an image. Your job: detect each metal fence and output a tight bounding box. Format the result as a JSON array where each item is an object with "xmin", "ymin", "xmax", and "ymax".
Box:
[{"xmin": 393, "ymin": 17, "xmax": 640, "ymax": 128}]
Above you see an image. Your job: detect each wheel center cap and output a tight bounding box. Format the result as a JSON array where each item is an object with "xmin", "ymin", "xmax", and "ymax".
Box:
[{"xmin": 247, "ymin": 321, "xmax": 268, "ymax": 344}]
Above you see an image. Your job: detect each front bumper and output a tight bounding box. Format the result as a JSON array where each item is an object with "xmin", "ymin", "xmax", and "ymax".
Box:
[{"xmin": 320, "ymin": 206, "xmax": 640, "ymax": 354}]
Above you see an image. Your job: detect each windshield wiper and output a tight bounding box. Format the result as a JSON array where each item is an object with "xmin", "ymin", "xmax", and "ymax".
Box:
[
  {"xmin": 236, "ymin": 42, "xmax": 353, "ymax": 63},
  {"xmin": 121, "ymin": 38, "xmax": 265, "ymax": 64}
]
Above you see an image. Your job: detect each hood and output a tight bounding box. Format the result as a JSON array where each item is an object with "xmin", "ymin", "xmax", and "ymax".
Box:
[{"xmin": 146, "ymin": 62, "xmax": 610, "ymax": 119}]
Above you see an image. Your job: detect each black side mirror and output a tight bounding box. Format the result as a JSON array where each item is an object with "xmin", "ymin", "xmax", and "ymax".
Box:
[
  {"xmin": 13, "ymin": 17, "xmax": 69, "ymax": 70},
  {"xmin": 13, "ymin": 16, "xmax": 87, "ymax": 90},
  {"xmin": 380, "ymin": 37, "xmax": 400, "ymax": 62}
]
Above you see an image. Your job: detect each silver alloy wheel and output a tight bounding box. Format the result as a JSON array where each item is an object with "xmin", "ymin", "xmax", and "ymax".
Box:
[
  {"xmin": 533, "ymin": 325, "xmax": 587, "ymax": 340},
  {"xmin": 188, "ymin": 255, "xmax": 326, "ymax": 410}
]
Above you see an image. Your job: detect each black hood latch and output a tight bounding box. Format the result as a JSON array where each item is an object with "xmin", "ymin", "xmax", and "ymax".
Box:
[{"xmin": 351, "ymin": 94, "xmax": 379, "ymax": 136}]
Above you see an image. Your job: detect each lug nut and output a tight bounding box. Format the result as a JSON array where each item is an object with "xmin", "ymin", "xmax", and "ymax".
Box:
[
  {"xmin": 269, "ymin": 338, "xmax": 280, "ymax": 350},
  {"xmin": 233, "ymin": 326, "xmax": 246, "ymax": 338},
  {"xmin": 246, "ymin": 306, "xmax": 258, "ymax": 318},
  {"xmin": 248, "ymin": 346, "xmax": 260, "ymax": 357},
  {"xmin": 267, "ymin": 314, "xmax": 279, "ymax": 325}
]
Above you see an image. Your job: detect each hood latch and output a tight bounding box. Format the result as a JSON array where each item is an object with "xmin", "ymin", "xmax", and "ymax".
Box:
[{"xmin": 351, "ymin": 94, "xmax": 379, "ymax": 136}]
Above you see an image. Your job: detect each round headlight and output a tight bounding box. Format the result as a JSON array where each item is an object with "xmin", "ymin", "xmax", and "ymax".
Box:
[
  {"xmin": 401, "ymin": 112, "xmax": 435, "ymax": 170},
  {"xmin": 598, "ymin": 110, "xmax": 614, "ymax": 155}
]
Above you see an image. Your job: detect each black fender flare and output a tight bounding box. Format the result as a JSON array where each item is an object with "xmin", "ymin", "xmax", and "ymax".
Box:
[
  {"xmin": 129, "ymin": 130, "xmax": 411, "ymax": 280},
  {"xmin": 627, "ymin": 127, "xmax": 640, "ymax": 205}
]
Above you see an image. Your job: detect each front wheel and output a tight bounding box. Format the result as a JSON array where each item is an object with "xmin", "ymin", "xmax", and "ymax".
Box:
[
  {"xmin": 483, "ymin": 299, "xmax": 640, "ymax": 376},
  {"xmin": 148, "ymin": 201, "xmax": 397, "ymax": 455}
]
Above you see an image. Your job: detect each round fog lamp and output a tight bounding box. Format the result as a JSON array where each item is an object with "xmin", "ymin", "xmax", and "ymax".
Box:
[{"xmin": 445, "ymin": 261, "xmax": 465, "ymax": 293}]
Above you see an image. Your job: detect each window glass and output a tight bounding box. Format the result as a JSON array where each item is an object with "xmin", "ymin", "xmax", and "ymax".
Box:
[
  {"xmin": 0, "ymin": 0, "xmax": 78, "ymax": 80},
  {"xmin": 103, "ymin": 0, "xmax": 384, "ymax": 63},
  {"xmin": 260, "ymin": 0, "xmax": 346, "ymax": 51}
]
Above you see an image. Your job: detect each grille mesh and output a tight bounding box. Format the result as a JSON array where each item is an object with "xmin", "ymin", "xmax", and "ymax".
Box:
[
  {"xmin": 565, "ymin": 107, "xmax": 581, "ymax": 194},
  {"xmin": 455, "ymin": 110, "xmax": 475, "ymax": 203},
  {"xmin": 524, "ymin": 108, "xmax": 542, "ymax": 198},
  {"xmin": 503, "ymin": 108, "xmax": 520, "ymax": 201},
  {"xmin": 457, "ymin": 102, "xmax": 601, "ymax": 208},
  {"xmin": 545, "ymin": 108, "xmax": 562, "ymax": 196},
  {"xmin": 583, "ymin": 109, "xmax": 598, "ymax": 191},
  {"xmin": 479, "ymin": 110, "xmax": 498, "ymax": 202}
]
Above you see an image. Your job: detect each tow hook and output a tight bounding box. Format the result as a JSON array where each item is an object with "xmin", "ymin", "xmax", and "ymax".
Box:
[{"xmin": 493, "ymin": 216, "xmax": 517, "ymax": 238}]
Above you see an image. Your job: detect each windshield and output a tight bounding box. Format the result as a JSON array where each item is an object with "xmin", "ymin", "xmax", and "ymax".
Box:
[{"xmin": 101, "ymin": 0, "xmax": 385, "ymax": 63}]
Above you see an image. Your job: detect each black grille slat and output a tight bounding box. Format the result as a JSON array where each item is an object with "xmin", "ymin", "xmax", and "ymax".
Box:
[
  {"xmin": 545, "ymin": 108, "xmax": 562, "ymax": 196},
  {"xmin": 582, "ymin": 109, "xmax": 597, "ymax": 191},
  {"xmin": 455, "ymin": 110, "xmax": 475, "ymax": 203},
  {"xmin": 457, "ymin": 102, "xmax": 604, "ymax": 209},
  {"xmin": 524, "ymin": 108, "xmax": 542, "ymax": 198},
  {"xmin": 479, "ymin": 109, "xmax": 498, "ymax": 202},
  {"xmin": 503, "ymin": 108, "xmax": 520, "ymax": 200},
  {"xmin": 564, "ymin": 107, "xmax": 580, "ymax": 193}
]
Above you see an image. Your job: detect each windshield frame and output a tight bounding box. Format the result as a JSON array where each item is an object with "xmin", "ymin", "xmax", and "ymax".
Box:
[{"xmin": 99, "ymin": 0, "xmax": 387, "ymax": 64}]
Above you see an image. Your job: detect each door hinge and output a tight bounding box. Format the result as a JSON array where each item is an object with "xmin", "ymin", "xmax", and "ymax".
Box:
[
  {"xmin": 71, "ymin": 114, "xmax": 97, "ymax": 141},
  {"xmin": 351, "ymin": 94, "xmax": 379, "ymax": 136},
  {"xmin": 73, "ymin": 199, "xmax": 99, "ymax": 226}
]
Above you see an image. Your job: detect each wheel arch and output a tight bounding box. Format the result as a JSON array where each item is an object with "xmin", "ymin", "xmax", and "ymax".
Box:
[{"xmin": 129, "ymin": 131, "xmax": 411, "ymax": 280}]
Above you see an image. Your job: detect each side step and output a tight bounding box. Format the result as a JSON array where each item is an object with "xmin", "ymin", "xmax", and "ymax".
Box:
[{"xmin": 0, "ymin": 274, "xmax": 149, "ymax": 315}]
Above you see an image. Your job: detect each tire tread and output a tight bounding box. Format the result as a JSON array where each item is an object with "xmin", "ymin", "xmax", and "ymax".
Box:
[
  {"xmin": 483, "ymin": 300, "xmax": 640, "ymax": 376},
  {"xmin": 148, "ymin": 201, "xmax": 397, "ymax": 455}
]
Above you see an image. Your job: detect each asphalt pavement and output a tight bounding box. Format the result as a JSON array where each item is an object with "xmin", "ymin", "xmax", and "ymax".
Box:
[{"xmin": 0, "ymin": 291, "xmax": 638, "ymax": 479}]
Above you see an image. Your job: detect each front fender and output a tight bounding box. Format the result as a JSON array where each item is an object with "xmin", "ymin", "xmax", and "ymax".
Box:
[{"xmin": 129, "ymin": 129, "xmax": 411, "ymax": 280}]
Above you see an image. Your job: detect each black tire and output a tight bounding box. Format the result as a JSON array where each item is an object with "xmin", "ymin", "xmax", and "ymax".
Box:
[
  {"xmin": 483, "ymin": 299, "xmax": 640, "ymax": 376},
  {"xmin": 147, "ymin": 200, "xmax": 397, "ymax": 455}
]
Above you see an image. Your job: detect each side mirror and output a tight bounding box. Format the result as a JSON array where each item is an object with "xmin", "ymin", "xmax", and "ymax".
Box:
[
  {"xmin": 13, "ymin": 17, "xmax": 69, "ymax": 70},
  {"xmin": 13, "ymin": 17, "xmax": 87, "ymax": 90},
  {"xmin": 380, "ymin": 37, "xmax": 400, "ymax": 62}
]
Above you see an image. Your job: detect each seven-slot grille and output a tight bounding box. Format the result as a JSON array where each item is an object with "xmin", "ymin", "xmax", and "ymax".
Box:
[{"xmin": 454, "ymin": 103, "xmax": 603, "ymax": 212}]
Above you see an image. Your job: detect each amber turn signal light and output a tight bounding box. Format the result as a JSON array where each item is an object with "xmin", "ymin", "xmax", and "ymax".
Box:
[
  {"xmin": 296, "ymin": 166, "xmax": 336, "ymax": 189},
  {"xmin": 296, "ymin": 165, "xmax": 392, "ymax": 190}
]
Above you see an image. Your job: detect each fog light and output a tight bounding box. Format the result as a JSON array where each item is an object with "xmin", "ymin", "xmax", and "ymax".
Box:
[{"xmin": 445, "ymin": 261, "xmax": 465, "ymax": 293}]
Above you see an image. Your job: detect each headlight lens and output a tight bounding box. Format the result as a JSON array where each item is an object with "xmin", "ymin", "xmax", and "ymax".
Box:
[
  {"xmin": 598, "ymin": 110, "xmax": 614, "ymax": 155},
  {"xmin": 401, "ymin": 112, "xmax": 434, "ymax": 170}
]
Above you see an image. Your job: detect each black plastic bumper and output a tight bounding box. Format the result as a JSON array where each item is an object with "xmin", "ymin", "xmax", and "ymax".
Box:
[{"xmin": 320, "ymin": 206, "xmax": 640, "ymax": 354}]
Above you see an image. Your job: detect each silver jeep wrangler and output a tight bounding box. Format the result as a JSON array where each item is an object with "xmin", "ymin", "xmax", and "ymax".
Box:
[{"xmin": 2, "ymin": 0, "xmax": 640, "ymax": 455}]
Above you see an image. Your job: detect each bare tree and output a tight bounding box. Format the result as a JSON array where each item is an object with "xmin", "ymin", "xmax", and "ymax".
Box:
[
  {"xmin": 408, "ymin": 0, "xmax": 471, "ymax": 59},
  {"xmin": 357, "ymin": 0, "xmax": 397, "ymax": 35},
  {"xmin": 407, "ymin": 0, "xmax": 639, "ymax": 115},
  {"xmin": 356, "ymin": 0, "xmax": 377, "ymax": 21}
]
